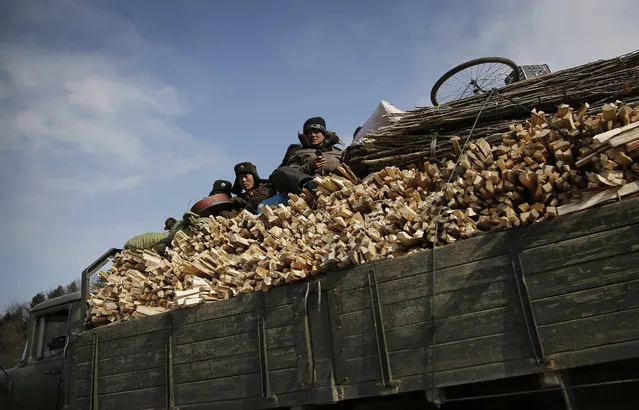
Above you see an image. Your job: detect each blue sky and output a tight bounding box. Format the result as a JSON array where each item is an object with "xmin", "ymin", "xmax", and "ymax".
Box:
[{"xmin": 1, "ymin": 0, "xmax": 637, "ymax": 311}]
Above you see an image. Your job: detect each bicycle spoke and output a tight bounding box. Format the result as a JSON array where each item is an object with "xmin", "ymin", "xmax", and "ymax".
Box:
[{"xmin": 457, "ymin": 83, "xmax": 474, "ymax": 100}]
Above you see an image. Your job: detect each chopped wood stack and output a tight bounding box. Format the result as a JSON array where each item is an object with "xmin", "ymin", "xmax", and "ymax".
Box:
[
  {"xmin": 345, "ymin": 50, "xmax": 639, "ymax": 174},
  {"xmin": 87, "ymin": 102, "xmax": 639, "ymax": 325}
]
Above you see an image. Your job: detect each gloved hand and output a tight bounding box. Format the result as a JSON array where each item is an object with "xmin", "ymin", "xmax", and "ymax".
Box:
[
  {"xmin": 231, "ymin": 196, "xmax": 248, "ymax": 208},
  {"xmin": 310, "ymin": 153, "xmax": 326, "ymax": 172}
]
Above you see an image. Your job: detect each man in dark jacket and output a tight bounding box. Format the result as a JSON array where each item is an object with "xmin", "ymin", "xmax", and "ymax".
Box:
[
  {"xmin": 231, "ymin": 162, "xmax": 275, "ymax": 214},
  {"xmin": 270, "ymin": 117, "xmax": 343, "ymax": 194}
]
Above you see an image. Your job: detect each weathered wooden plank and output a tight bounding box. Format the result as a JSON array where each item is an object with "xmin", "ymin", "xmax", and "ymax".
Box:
[
  {"xmin": 433, "ymin": 358, "xmax": 543, "ymax": 388},
  {"xmin": 390, "ymin": 330, "xmax": 531, "ymax": 378},
  {"xmin": 78, "ymin": 314, "xmax": 166, "ymax": 346},
  {"xmin": 335, "ymin": 253, "xmax": 430, "ymax": 292},
  {"xmin": 374, "ymin": 250, "xmax": 431, "ymax": 284},
  {"xmin": 434, "ymin": 330, "xmax": 531, "ymax": 371},
  {"xmin": 330, "ymin": 263, "xmax": 372, "ymax": 292},
  {"xmin": 270, "ymin": 368, "xmax": 301, "ymax": 394},
  {"xmin": 335, "ymin": 232, "xmax": 511, "ymax": 292},
  {"xmin": 95, "ymin": 387, "xmax": 166, "ymax": 410},
  {"xmin": 337, "ymin": 309, "xmax": 374, "ymax": 337},
  {"xmin": 376, "ymin": 272, "xmax": 430, "ymax": 304},
  {"xmin": 517, "ymin": 197, "xmax": 639, "ymax": 249},
  {"xmin": 171, "ymin": 293, "xmax": 255, "ymax": 327},
  {"xmin": 433, "ymin": 230, "xmax": 511, "ymax": 270},
  {"xmin": 434, "ymin": 254, "xmax": 512, "ymax": 294},
  {"xmin": 173, "ymin": 325, "xmax": 295, "ymax": 364},
  {"xmin": 75, "ymin": 350, "xmax": 165, "ymax": 385},
  {"xmin": 337, "ymin": 333, "xmax": 378, "ymax": 360},
  {"xmin": 77, "ymin": 330, "xmax": 166, "ymax": 363},
  {"xmin": 383, "ymin": 298, "xmax": 431, "ymax": 329},
  {"xmin": 533, "ymin": 279, "xmax": 639, "ymax": 326},
  {"xmin": 330, "ymin": 286, "xmax": 369, "ymax": 315},
  {"xmin": 381, "ymin": 305, "xmax": 525, "ymax": 350},
  {"xmin": 172, "ymin": 304, "xmax": 293, "ymax": 347},
  {"xmin": 75, "ymin": 367, "xmax": 165, "ymax": 398},
  {"xmin": 436, "ymin": 305, "xmax": 524, "ymax": 344},
  {"xmin": 335, "ymin": 355, "xmax": 380, "ymax": 385},
  {"xmin": 175, "ymin": 373, "xmax": 261, "ymax": 404},
  {"xmin": 336, "ymin": 328, "xmax": 530, "ymax": 385},
  {"xmin": 332, "ymin": 256, "xmax": 514, "ymax": 316},
  {"xmin": 264, "ymin": 304, "xmax": 295, "ymax": 329},
  {"xmin": 434, "ymin": 279, "xmax": 518, "ymax": 319},
  {"xmin": 526, "ymin": 251, "xmax": 639, "ymax": 300},
  {"xmin": 174, "ymin": 346, "xmax": 297, "ymax": 384},
  {"xmin": 547, "ymin": 339, "xmax": 639, "ymax": 369},
  {"xmin": 519, "ymin": 224, "xmax": 639, "ymax": 275},
  {"xmin": 173, "ymin": 312, "xmax": 256, "ymax": 346},
  {"xmin": 386, "ymin": 323, "xmax": 432, "ymax": 352},
  {"xmin": 262, "ymin": 284, "xmax": 302, "ymax": 308},
  {"xmin": 539, "ymin": 307, "xmax": 639, "ymax": 354}
]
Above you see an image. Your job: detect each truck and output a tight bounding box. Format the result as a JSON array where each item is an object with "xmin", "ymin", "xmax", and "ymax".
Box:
[{"xmin": 1, "ymin": 197, "xmax": 638, "ymax": 410}]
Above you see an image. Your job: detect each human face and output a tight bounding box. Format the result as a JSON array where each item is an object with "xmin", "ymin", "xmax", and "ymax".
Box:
[
  {"xmin": 239, "ymin": 173, "xmax": 255, "ymax": 191},
  {"xmin": 306, "ymin": 130, "xmax": 325, "ymax": 147}
]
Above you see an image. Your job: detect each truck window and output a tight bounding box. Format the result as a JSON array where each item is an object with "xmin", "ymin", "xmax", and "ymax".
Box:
[{"xmin": 34, "ymin": 310, "xmax": 69, "ymax": 360}]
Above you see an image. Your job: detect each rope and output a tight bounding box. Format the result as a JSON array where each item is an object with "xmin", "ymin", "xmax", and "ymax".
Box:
[{"xmin": 428, "ymin": 89, "xmax": 497, "ymax": 404}]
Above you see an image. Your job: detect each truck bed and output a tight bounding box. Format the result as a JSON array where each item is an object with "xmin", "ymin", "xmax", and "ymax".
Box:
[{"xmin": 69, "ymin": 196, "xmax": 639, "ymax": 409}]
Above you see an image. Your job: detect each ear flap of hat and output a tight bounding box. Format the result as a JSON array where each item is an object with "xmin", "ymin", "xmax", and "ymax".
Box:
[
  {"xmin": 297, "ymin": 131, "xmax": 311, "ymax": 148},
  {"xmin": 231, "ymin": 179, "xmax": 243, "ymax": 195},
  {"xmin": 323, "ymin": 130, "xmax": 344, "ymax": 146}
]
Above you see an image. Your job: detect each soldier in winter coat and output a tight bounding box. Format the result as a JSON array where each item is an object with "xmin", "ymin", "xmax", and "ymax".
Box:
[
  {"xmin": 270, "ymin": 117, "xmax": 343, "ymax": 194},
  {"xmin": 231, "ymin": 162, "xmax": 275, "ymax": 214}
]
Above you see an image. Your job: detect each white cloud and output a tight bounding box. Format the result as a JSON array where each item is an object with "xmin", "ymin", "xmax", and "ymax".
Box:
[
  {"xmin": 0, "ymin": 43, "xmax": 226, "ymax": 195},
  {"xmin": 407, "ymin": 0, "xmax": 639, "ymax": 106}
]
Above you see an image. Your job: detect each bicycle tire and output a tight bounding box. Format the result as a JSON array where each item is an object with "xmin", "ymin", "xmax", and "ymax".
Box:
[{"xmin": 430, "ymin": 57, "xmax": 520, "ymax": 106}]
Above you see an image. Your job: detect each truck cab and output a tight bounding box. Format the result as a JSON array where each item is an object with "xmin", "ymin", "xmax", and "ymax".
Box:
[{"xmin": 0, "ymin": 292, "xmax": 82, "ymax": 410}]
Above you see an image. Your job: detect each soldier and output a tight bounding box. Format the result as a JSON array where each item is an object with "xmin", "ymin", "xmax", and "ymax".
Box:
[
  {"xmin": 231, "ymin": 162, "xmax": 275, "ymax": 214},
  {"xmin": 208, "ymin": 179, "xmax": 233, "ymax": 198},
  {"xmin": 270, "ymin": 117, "xmax": 343, "ymax": 194}
]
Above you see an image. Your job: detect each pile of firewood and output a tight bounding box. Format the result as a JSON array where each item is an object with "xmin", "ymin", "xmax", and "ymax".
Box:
[
  {"xmin": 87, "ymin": 101, "xmax": 639, "ymax": 325},
  {"xmin": 345, "ymin": 50, "xmax": 639, "ymax": 173}
]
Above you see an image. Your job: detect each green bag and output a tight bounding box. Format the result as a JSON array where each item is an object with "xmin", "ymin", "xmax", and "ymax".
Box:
[
  {"xmin": 165, "ymin": 212, "xmax": 212, "ymax": 246},
  {"xmin": 124, "ymin": 232, "xmax": 169, "ymax": 251}
]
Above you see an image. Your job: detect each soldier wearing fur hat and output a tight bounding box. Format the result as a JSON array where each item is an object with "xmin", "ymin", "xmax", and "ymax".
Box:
[
  {"xmin": 208, "ymin": 179, "xmax": 233, "ymax": 197},
  {"xmin": 270, "ymin": 117, "xmax": 343, "ymax": 194},
  {"xmin": 232, "ymin": 162, "xmax": 275, "ymax": 214}
]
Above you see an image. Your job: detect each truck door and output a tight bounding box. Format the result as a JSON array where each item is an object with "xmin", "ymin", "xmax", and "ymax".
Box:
[{"xmin": 8, "ymin": 308, "xmax": 69, "ymax": 410}]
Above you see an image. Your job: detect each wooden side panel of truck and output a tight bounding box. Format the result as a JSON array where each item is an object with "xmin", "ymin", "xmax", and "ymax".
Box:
[{"xmin": 68, "ymin": 197, "xmax": 639, "ymax": 409}]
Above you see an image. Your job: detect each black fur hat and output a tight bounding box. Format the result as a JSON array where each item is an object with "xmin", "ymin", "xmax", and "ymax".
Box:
[
  {"xmin": 164, "ymin": 217, "xmax": 177, "ymax": 231},
  {"xmin": 209, "ymin": 179, "xmax": 232, "ymax": 196}
]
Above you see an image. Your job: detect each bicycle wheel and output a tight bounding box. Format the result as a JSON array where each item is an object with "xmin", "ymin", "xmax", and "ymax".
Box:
[{"xmin": 430, "ymin": 57, "xmax": 520, "ymax": 106}]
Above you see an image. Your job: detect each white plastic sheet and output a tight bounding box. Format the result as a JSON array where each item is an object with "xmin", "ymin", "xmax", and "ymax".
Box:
[{"xmin": 352, "ymin": 100, "xmax": 404, "ymax": 145}]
